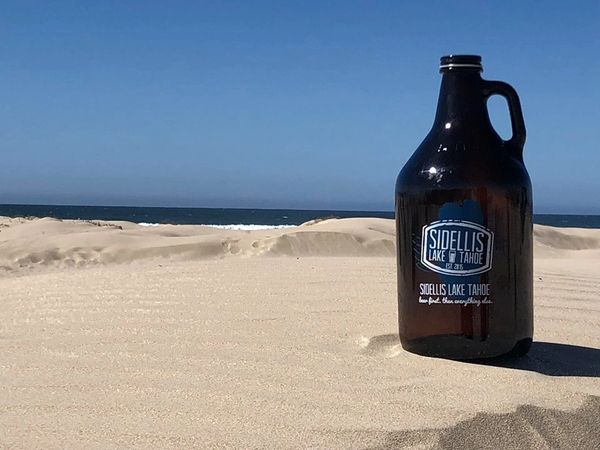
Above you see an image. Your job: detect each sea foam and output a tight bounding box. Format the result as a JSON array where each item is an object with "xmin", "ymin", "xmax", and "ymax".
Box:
[
  {"xmin": 201, "ymin": 224, "xmax": 297, "ymax": 231},
  {"xmin": 137, "ymin": 223, "xmax": 296, "ymax": 231}
]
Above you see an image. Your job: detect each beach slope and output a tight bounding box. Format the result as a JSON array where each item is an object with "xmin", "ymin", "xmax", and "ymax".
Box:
[{"xmin": 0, "ymin": 217, "xmax": 599, "ymax": 448}]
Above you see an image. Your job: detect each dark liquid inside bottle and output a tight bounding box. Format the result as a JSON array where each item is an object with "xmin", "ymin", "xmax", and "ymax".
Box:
[{"xmin": 395, "ymin": 55, "xmax": 533, "ymax": 359}]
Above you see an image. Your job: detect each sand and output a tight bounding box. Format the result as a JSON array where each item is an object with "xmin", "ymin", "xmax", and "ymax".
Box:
[{"xmin": 0, "ymin": 216, "xmax": 599, "ymax": 449}]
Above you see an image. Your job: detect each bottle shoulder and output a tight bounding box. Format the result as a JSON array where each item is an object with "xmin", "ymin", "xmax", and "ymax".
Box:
[{"xmin": 396, "ymin": 131, "xmax": 531, "ymax": 194}]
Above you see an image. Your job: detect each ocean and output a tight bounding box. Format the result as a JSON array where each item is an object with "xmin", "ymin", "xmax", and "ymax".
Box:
[{"xmin": 1, "ymin": 204, "xmax": 599, "ymax": 229}]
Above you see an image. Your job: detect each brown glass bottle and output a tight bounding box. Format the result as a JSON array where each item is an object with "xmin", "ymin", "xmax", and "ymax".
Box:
[{"xmin": 395, "ymin": 55, "xmax": 533, "ymax": 359}]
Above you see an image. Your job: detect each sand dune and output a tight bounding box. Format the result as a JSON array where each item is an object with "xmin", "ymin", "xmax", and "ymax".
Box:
[
  {"xmin": 1, "ymin": 216, "xmax": 599, "ymax": 448},
  {"xmin": 0, "ymin": 216, "xmax": 396, "ymax": 272},
  {"xmin": 1, "ymin": 216, "xmax": 599, "ymax": 274}
]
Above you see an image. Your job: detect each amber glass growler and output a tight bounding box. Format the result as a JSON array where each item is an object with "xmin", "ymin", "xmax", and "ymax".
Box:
[{"xmin": 395, "ymin": 55, "xmax": 533, "ymax": 359}]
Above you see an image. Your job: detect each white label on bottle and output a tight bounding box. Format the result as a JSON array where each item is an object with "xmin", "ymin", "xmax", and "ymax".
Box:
[{"xmin": 421, "ymin": 220, "xmax": 494, "ymax": 276}]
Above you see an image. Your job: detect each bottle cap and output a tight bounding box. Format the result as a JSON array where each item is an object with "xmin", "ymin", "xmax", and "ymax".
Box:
[{"xmin": 440, "ymin": 55, "xmax": 483, "ymax": 72}]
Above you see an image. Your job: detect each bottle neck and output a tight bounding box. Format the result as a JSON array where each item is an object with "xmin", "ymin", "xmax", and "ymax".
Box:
[{"xmin": 433, "ymin": 71, "xmax": 491, "ymax": 130}]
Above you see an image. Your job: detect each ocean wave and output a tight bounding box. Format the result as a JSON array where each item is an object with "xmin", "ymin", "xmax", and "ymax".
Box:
[
  {"xmin": 137, "ymin": 222, "xmax": 296, "ymax": 230},
  {"xmin": 202, "ymin": 224, "xmax": 297, "ymax": 230}
]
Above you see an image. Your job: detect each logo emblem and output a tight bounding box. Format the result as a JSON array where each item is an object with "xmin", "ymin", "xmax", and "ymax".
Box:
[{"xmin": 421, "ymin": 220, "xmax": 493, "ymax": 276}]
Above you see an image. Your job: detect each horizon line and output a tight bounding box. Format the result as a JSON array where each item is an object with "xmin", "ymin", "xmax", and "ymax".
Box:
[{"xmin": 0, "ymin": 202, "xmax": 599, "ymax": 216}]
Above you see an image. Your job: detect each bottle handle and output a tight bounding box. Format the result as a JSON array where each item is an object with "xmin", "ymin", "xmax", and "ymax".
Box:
[{"xmin": 483, "ymin": 80, "xmax": 526, "ymax": 157}]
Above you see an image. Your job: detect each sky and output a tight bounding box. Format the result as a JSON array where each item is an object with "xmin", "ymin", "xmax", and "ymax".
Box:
[{"xmin": 1, "ymin": 1, "xmax": 599, "ymax": 213}]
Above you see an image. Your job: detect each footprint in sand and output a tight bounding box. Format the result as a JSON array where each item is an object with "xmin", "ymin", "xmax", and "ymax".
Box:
[
  {"xmin": 222, "ymin": 239, "xmax": 241, "ymax": 255},
  {"xmin": 358, "ymin": 334, "xmax": 402, "ymax": 358}
]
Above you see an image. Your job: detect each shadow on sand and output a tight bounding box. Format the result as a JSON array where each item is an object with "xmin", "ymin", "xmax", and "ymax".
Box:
[
  {"xmin": 364, "ymin": 334, "xmax": 600, "ymax": 377},
  {"xmin": 478, "ymin": 341, "xmax": 600, "ymax": 377},
  {"xmin": 363, "ymin": 395, "xmax": 600, "ymax": 450},
  {"xmin": 358, "ymin": 336, "xmax": 600, "ymax": 448}
]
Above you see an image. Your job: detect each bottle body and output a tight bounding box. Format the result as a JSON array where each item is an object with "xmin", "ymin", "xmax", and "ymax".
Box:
[{"xmin": 395, "ymin": 56, "xmax": 533, "ymax": 359}]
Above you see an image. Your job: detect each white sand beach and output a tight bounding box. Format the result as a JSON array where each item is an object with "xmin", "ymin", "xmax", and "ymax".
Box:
[{"xmin": 0, "ymin": 216, "xmax": 599, "ymax": 448}]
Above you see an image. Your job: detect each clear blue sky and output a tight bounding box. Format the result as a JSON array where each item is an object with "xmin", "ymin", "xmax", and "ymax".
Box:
[{"xmin": 1, "ymin": 1, "xmax": 599, "ymax": 213}]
